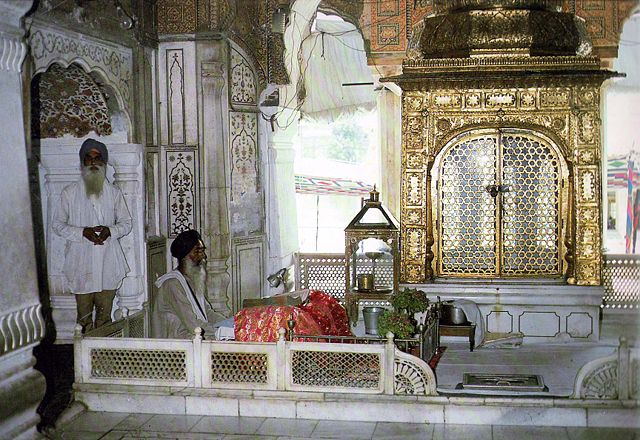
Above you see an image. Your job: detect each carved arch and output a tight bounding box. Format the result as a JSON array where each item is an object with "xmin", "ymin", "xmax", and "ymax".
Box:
[{"xmin": 27, "ymin": 26, "xmax": 133, "ymax": 137}]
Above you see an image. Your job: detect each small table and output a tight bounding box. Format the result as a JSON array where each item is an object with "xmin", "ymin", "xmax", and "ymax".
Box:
[{"xmin": 439, "ymin": 323, "xmax": 476, "ymax": 352}]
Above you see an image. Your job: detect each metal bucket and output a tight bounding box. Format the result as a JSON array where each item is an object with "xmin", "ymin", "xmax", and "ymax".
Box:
[
  {"xmin": 362, "ymin": 307, "xmax": 385, "ymax": 335},
  {"xmin": 440, "ymin": 303, "xmax": 467, "ymax": 325}
]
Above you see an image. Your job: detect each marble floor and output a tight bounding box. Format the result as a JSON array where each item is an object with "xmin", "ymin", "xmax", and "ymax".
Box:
[
  {"xmin": 53, "ymin": 412, "xmax": 640, "ymax": 440},
  {"xmin": 436, "ymin": 309, "xmax": 639, "ymax": 396}
]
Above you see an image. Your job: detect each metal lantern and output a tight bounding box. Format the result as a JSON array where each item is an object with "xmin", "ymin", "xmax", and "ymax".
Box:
[{"xmin": 344, "ymin": 187, "xmax": 400, "ymax": 324}]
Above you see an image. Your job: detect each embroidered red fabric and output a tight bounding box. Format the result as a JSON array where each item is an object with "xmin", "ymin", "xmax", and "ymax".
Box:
[{"xmin": 234, "ymin": 290, "xmax": 352, "ymax": 342}]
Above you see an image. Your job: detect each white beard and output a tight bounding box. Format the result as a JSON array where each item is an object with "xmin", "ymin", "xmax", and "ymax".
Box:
[
  {"xmin": 184, "ymin": 257, "xmax": 208, "ymax": 298},
  {"xmin": 81, "ymin": 164, "xmax": 106, "ymax": 196}
]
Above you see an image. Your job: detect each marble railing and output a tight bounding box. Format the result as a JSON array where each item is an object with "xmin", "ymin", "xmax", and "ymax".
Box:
[
  {"xmin": 573, "ymin": 337, "xmax": 639, "ymax": 401},
  {"xmin": 602, "ymin": 254, "xmax": 640, "ymax": 309},
  {"xmin": 83, "ymin": 305, "xmax": 148, "ymax": 339},
  {"xmin": 73, "ymin": 327, "xmax": 437, "ymax": 396}
]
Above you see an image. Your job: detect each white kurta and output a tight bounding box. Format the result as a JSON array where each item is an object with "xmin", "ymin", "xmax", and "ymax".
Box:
[
  {"xmin": 52, "ymin": 179, "xmax": 132, "ymax": 294},
  {"xmin": 151, "ymin": 270, "xmax": 224, "ymax": 339}
]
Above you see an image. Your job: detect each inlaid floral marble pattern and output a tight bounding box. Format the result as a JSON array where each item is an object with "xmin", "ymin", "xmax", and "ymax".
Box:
[{"xmin": 33, "ymin": 63, "xmax": 112, "ymax": 139}]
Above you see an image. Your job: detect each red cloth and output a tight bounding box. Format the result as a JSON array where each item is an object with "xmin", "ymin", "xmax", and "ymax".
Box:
[
  {"xmin": 299, "ymin": 290, "xmax": 352, "ymax": 336},
  {"xmin": 234, "ymin": 290, "xmax": 352, "ymax": 342}
]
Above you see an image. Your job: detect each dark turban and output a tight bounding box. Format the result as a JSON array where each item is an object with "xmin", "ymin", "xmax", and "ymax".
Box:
[
  {"xmin": 170, "ymin": 230, "xmax": 202, "ymax": 261},
  {"xmin": 79, "ymin": 138, "xmax": 108, "ymax": 164}
]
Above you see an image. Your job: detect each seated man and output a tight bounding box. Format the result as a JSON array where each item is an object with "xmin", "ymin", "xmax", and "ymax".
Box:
[{"xmin": 151, "ymin": 229, "xmax": 224, "ymax": 338}]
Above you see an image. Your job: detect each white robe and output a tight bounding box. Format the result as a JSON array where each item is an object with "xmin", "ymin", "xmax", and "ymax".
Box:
[
  {"xmin": 52, "ymin": 179, "xmax": 132, "ymax": 294},
  {"xmin": 151, "ymin": 270, "xmax": 223, "ymax": 339}
]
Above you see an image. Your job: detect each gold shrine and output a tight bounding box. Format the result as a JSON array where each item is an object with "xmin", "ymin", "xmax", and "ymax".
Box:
[{"xmin": 384, "ymin": 0, "xmax": 617, "ymax": 286}]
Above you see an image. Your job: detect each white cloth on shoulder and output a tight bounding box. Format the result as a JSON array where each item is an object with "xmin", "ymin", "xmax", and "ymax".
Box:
[{"xmin": 155, "ymin": 270, "xmax": 208, "ymax": 322}]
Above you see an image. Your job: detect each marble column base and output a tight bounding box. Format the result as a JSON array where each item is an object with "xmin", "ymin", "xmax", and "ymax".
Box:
[{"xmin": 0, "ymin": 347, "xmax": 46, "ymax": 439}]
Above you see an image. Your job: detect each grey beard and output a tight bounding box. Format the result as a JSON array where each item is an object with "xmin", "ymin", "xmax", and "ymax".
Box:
[
  {"xmin": 184, "ymin": 257, "xmax": 208, "ymax": 298},
  {"xmin": 81, "ymin": 164, "xmax": 106, "ymax": 196}
]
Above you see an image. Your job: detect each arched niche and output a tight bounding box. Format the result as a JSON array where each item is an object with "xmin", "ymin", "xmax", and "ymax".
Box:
[
  {"xmin": 27, "ymin": 26, "xmax": 134, "ymax": 139},
  {"xmin": 31, "ymin": 62, "xmax": 129, "ymax": 140}
]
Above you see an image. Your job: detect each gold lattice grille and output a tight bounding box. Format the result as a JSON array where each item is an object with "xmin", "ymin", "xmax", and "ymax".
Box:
[
  {"xmin": 437, "ymin": 129, "xmax": 562, "ymax": 277},
  {"xmin": 501, "ymin": 134, "xmax": 560, "ymax": 274},
  {"xmin": 439, "ymin": 134, "xmax": 498, "ymax": 275},
  {"xmin": 211, "ymin": 352, "xmax": 268, "ymax": 383},
  {"xmin": 291, "ymin": 350, "xmax": 380, "ymax": 388},
  {"xmin": 90, "ymin": 348, "xmax": 186, "ymax": 380}
]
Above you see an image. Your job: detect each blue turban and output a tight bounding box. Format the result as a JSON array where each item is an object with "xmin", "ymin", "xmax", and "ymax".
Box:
[{"xmin": 79, "ymin": 138, "xmax": 108, "ymax": 164}]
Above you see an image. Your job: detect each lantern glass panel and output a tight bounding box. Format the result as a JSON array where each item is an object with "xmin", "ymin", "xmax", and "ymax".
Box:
[{"xmin": 350, "ymin": 238, "xmax": 394, "ymax": 293}]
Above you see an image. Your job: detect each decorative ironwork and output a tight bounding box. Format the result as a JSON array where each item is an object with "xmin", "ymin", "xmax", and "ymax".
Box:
[
  {"xmin": 291, "ymin": 350, "xmax": 380, "ymax": 389},
  {"xmin": 167, "ymin": 150, "xmax": 196, "ymax": 237},
  {"xmin": 439, "ymin": 133, "xmax": 498, "ymax": 275},
  {"xmin": 90, "ymin": 348, "xmax": 187, "ymax": 381},
  {"xmin": 211, "ymin": 352, "xmax": 268, "ymax": 383},
  {"xmin": 437, "ymin": 129, "xmax": 563, "ymax": 277}
]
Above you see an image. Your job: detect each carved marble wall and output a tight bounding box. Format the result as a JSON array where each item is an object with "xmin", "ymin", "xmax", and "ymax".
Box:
[
  {"xmin": 157, "ymin": 0, "xmax": 289, "ymax": 85},
  {"xmin": 156, "ymin": 34, "xmax": 269, "ymax": 313}
]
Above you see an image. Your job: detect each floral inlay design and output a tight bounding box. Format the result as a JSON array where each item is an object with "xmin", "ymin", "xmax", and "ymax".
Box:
[
  {"xmin": 230, "ymin": 112, "xmax": 259, "ymax": 200},
  {"xmin": 230, "ymin": 49, "xmax": 257, "ymax": 106},
  {"xmin": 167, "ymin": 151, "xmax": 196, "ymax": 237},
  {"xmin": 33, "ymin": 63, "xmax": 112, "ymax": 138}
]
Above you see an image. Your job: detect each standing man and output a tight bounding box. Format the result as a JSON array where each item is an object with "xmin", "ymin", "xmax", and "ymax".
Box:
[
  {"xmin": 151, "ymin": 229, "xmax": 224, "ymax": 339},
  {"xmin": 53, "ymin": 139, "xmax": 132, "ymax": 332}
]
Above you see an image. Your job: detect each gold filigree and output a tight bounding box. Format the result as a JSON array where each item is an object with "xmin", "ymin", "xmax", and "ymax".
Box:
[
  {"xmin": 520, "ymin": 92, "xmax": 536, "ymax": 107},
  {"xmin": 577, "ymin": 149, "xmax": 597, "ymax": 165},
  {"xmin": 578, "ymin": 169, "xmax": 596, "ymax": 202},
  {"xmin": 465, "ymin": 93, "xmax": 482, "ymax": 108},
  {"xmin": 486, "ymin": 92, "xmax": 516, "ymax": 108},
  {"xmin": 406, "ymin": 208, "xmax": 423, "ymax": 225},
  {"xmin": 433, "ymin": 94, "xmax": 462, "ymax": 108},
  {"xmin": 406, "ymin": 172, "xmax": 424, "ymax": 205},
  {"xmin": 406, "ymin": 96, "xmax": 425, "ymax": 112},
  {"xmin": 406, "ymin": 152, "xmax": 425, "ymax": 169},
  {"xmin": 540, "ymin": 89, "xmax": 570, "ymax": 107},
  {"xmin": 577, "ymin": 112, "xmax": 597, "ymax": 144}
]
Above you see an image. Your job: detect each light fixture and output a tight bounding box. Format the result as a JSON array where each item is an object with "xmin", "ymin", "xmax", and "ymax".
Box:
[
  {"xmin": 271, "ymin": 6, "xmax": 289, "ymax": 34},
  {"xmin": 267, "ymin": 268, "xmax": 287, "ymax": 288},
  {"xmin": 115, "ymin": 0, "xmax": 136, "ymax": 30}
]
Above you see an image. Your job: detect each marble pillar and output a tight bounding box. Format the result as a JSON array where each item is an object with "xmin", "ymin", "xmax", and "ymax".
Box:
[
  {"xmin": 197, "ymin": 40, "xmax": 231, "ymax": 316},
  {"xmin": 0, "ymin": 1, "xmax": 47, "ymax": 438},
  {"xmin": 265, "ymin": 107, "xmax": 299, "ymax": 275},
  {"xmin": 377, "ymin": 88, "xmax": 402, "ymax": 221}
]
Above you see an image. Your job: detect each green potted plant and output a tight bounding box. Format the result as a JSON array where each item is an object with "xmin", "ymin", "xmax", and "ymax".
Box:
[
  {"xmin": 390, "ymin": 288, "xmax": 429, "ymax": 314},
  {"xmin": 377, "ymin": 310, "xmax": 415, "ymax": 339}
]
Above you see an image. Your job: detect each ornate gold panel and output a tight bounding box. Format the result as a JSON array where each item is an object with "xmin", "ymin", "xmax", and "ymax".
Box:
[{"xmin": 397, "ymin": 80, "xmax": 605, "ymax": 285}]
